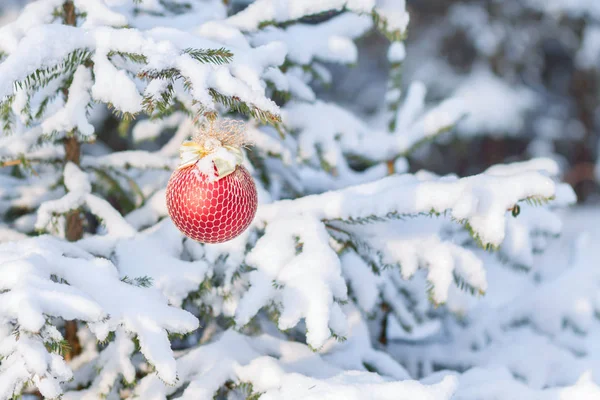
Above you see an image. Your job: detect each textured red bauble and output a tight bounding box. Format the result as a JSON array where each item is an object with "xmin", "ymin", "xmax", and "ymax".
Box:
[{"xmin": 166, "ymin": 164, "xmax": 258, "ymax": 243}]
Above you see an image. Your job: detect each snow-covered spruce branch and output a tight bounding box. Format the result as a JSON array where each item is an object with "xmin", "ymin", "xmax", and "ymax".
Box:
[
  {"xmin": 258, "ymin": 164, "xmax": 556, "ymax": 248},
  {"xmin": 0, "ymin": 17, "xmax": 284, "ymax": 134},
  {"xmin": 194, "ymin": 163, "xmax": 560, "ymax": 351},
  {"xmin": 283, "ymin": 89, "xmax": 464, "ymax": 167},
  {"xmin": 0, "ymin": 234, "xmax": 199, "ymax": 397},
  {"xmin": 227, "ymin": 0, "xmax": 409, "ymax": 42}
]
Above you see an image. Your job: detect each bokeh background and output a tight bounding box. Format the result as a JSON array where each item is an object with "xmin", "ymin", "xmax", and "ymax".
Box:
[{"xmin": 333, "ymin": 0, "xmax": 600, "ymax": 204}]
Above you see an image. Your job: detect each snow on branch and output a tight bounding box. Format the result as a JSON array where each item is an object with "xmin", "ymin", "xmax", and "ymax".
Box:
[
  {"xmin": 251, "ymin": 12, "xmax": 373, "ymax": 66},
  {"xmin": 259, "ymin": 165, "xmax": 556, "ymax": 248},
  {"xmin": 342, "ymin": 250, "xmax": 439, "ymax": 335},
  {"xmin": 283, "ymin": 91, "xmax": 464, "ymax": 175},
  {"xmin": 62, "ymin": 328, "xmax": 135, "ymax": 399},
  {"xmin": 0, "ymin": 235, "xmax": 199, "ymax": 396},
  {"xmin": 0, "ymin": 20, "xmax": 284, "ymax": 127},
  {"xmin": 226, "ymin": 0, "xmax": 409, "ymax": 41},
  {"xmin": 463, "ymin": 160, "xmax": 575, "ymax": 269},
  {"xmin": 0, "ymin": 0, "xmax": 63, "ymax": 54},
  {"xmin": 236, "ymin": 215, "xmax": 348, "ymax": 348},
  {"xmin": 41, "ymin": 65, "xmax": 94, "ymax": 138},
  {"xmin": 337, "ymin": 225, "xmax": 487, "ymax": 305},
  {"xmin": 36, "ymin": 162, "xmax": 136, "ymax": 237},
  {"xmin": 134, "ymin": 329, "xmax": 456, "ymax": 400},
  {"xmin": 0, "ymin": 324, "xmax": 73, "ymax": 399},
  {"xmin": 114, "ymin": 220, "xmax": 212, "ymax": 307},
  {"xmin": 82, "ymin": 151, "xmax": 176, "ymax": 170}
]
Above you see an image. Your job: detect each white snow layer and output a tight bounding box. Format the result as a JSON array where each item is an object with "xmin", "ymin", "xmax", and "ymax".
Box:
[
  {"xmin": 41, "ymin": 66, "xmax": 94, "ymax": 137},
  {"xmin": 134, "ymin": 329, "xmax": 456, "ymax": 400},
  {"xmin": 251, "ymin": 13, "xmax": 373, "ymax": 65},
  {"xmin": 227, "ymin": 0, "xmax": 409, "ymax": 34},
  {"xmin": 259, "ymin": 163, "xmax": 556, "ymax": 247},
  {"xmin": 0, "ymin": 235, "xmax": 198, "ymax": 393}
]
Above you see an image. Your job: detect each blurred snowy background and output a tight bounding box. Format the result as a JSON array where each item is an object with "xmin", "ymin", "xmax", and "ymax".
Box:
[{"xmin": 322, "ymin": 0, "xmax": 600, "ymax": 204}]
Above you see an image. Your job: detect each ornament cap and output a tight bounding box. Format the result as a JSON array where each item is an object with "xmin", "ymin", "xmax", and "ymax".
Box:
[{"xmin": 178, "ymin": 119, "xmax": 248, "ymax": 180}]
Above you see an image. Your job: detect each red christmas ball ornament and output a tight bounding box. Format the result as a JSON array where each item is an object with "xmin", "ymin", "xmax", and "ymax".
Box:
[{"xmin": 166, "ymin": 120, "xmax": 258, "ymax": 244}]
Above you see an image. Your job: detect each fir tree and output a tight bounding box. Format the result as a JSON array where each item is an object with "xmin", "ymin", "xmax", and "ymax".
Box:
[{"xmin": 0, "ymin": 1, "xmax": 595, "ymax": 399}]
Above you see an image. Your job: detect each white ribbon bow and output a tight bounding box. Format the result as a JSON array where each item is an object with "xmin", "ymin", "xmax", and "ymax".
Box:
[{"xmin": 178, "ymin": 140, "xmax": 244, "ymax": 179}]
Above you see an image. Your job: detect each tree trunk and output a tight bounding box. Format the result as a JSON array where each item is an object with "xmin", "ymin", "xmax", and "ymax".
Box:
[
  {"xmin": 64, "ymin": 137, "xmax": 84, "ymax": 243},
  {"xmin": 63, "ymin": 138, "xmax": 84, "ymax": 361},
  {"xmin": 62, "ymin": 0, "xmax": 83, "ymax": 362},
  {"xmin": 63, "ymin": 0, "xmax": 76, "ymax": 26},
  {"xmin": 378, "ymin": 302, "xmax": 390, "ymax": 346}
]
